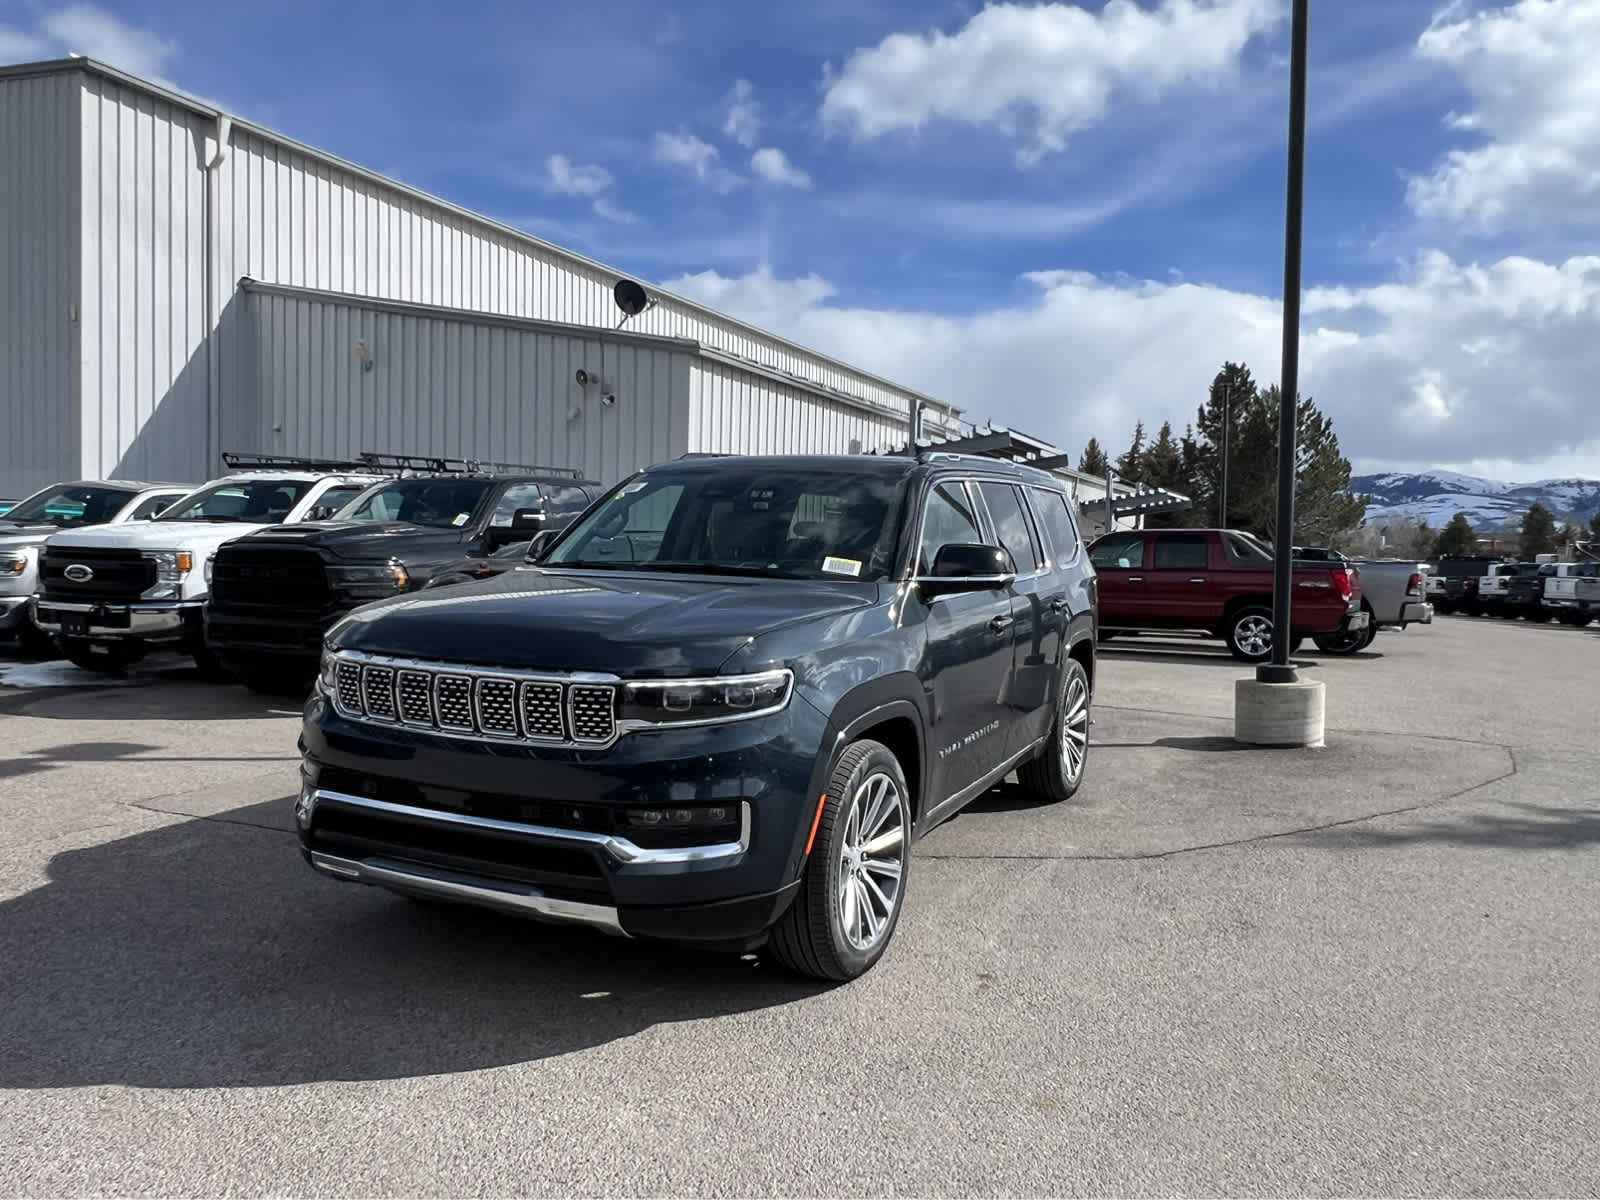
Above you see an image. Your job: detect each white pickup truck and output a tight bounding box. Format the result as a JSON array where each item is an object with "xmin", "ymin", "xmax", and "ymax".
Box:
[
  {"xmin": 1542, "ymin": 561, "xmax": 1600, "ymax": 626},
  {"xmin": 31, "ymin": 456, "xmax": 384, "ymax": 674}
]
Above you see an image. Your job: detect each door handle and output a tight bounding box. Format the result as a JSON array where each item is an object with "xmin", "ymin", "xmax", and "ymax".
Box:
[
  {"xmin": 1188, "ymin": 577, "xmax": 1207, "ymax": 583},
  {"xmin": 1127, "ymin": 576, "xmax": 1144, "ymax": 583},
  {"xmin": 989, "ymin": 614, "xmax": 1013, "ymax": 633}
]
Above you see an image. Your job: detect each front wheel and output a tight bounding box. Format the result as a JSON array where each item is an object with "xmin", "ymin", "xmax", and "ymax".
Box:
[
  {"xmin": 767, "ymin": 739, "xmax": 911, "ymax": 982},
  {"xmin": 1224, "ymin": 606, "xmax": 1276, "ymax": 662},
  {"xmin": 1313, "ymin": 619, "xmax": 1375, "ymax": 655},
  {"xmin": 1018, "ymin": 657, "xmax": 1091, "ymax": 802}
]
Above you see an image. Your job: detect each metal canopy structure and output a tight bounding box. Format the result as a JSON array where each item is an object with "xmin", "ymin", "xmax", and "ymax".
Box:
[{"xmin": 1078, "ymin": 487, "xmax": 1195, "ymax": 519}]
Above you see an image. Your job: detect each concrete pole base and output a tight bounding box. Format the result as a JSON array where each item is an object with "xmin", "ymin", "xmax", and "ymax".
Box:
[{"xmin": 1234, "ymin": 677, "xmax": 1326, "ymax": 748}]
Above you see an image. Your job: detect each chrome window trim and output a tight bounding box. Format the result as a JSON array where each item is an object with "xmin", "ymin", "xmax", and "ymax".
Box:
[{"xmin": 310, "ymin": 788, "xmax": 750, "ymax": 866}]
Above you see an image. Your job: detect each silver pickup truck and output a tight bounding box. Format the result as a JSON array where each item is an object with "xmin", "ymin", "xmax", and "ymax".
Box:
[
  {"xmin": 1315, "ymin": 557, "xmax": 1432, "ymax": 654},
  {"xmin": 1543, "ymin": 562, "xmax": 1599, "ymax": 626}
]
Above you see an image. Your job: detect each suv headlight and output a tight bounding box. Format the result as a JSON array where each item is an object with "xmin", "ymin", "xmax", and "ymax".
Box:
[
  {"xmin": 318, "ymin": 647, "xmax": 339, "ymax": 694},
  {"xmin": 141, "ymin": 550, "xmax": 193, "ymax": 600},
  {"xmin": 617, "ymin": 669, "xmax": 793, "ymax": 728}
]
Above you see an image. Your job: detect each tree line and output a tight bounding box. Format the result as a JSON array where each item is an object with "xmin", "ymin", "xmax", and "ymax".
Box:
[
  {"xmin": 1076, "ymin": 361, "xmax": 1368, "ymax": 547},
  {"xmin": 1080, "ymin": 360, "xmax": 1600, "ymax": 560}
]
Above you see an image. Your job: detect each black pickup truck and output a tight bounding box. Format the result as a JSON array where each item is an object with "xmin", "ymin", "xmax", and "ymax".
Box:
[
  {"xmin": 204, "ymin": 456, "xmax": 602, "ymax": 693},
  {"xmin": 295, "ymin": 451, "xmax": 1099, "ymax": 981}
]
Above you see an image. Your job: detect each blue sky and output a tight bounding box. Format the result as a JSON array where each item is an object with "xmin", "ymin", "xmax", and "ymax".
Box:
[{"xmin": 4, "ymin": 0, "xmax": 1599, "ymax": 480}]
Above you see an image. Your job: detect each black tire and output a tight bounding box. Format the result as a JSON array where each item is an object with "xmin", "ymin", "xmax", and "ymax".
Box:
[
  {"xmin": 14, "ymin": 621, "xmax": 58, "ymax": 660},
  {"xmin": 190, "ymin": 642, "xmax": 232, "ymax": 681},
  {"xmin": 1224, "ymin": 605, "xmax": 1276, "ymax": 663},
  {"xmin": 1288, "ymin": 636, "xmax": 1305, "ymax": 653},
  {"xmin": 767, "ymin": 739, "xmax": 911, "ymax": 982},
  {"xmin": 1018, "ymin": 656, "xmax": 1091, "ymax": 803},
  {"xmin": 59, "ymin": 637, "xmax": 144, "ymax": 674}
]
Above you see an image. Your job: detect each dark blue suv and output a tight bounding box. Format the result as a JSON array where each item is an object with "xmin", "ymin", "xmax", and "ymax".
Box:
[{"xmin": 296, "ymin": 452, "xmax": 1098, "ymax": 980}]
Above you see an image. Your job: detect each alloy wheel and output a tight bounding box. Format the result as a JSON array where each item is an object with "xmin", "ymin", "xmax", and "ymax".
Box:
[{"xmin": 836, "ymin": 771, "xmax": 906, "ymax": 952}]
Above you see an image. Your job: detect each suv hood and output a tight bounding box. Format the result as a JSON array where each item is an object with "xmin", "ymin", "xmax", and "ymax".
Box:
[
  {"xmin": 230, "ymin": 520, "xmax": 476, "ymax": 561},
  {"xmin": 328, "ymin": 566, "xmax": 879, "ymax": 674},
  {"xmin": 45, "ymin": 520, "xmax": 272, "ymax": 550}
]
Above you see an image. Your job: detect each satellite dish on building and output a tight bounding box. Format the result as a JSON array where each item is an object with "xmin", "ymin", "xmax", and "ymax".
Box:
[{"xmin": 613, "ymin": 278, "xmax": 656, "ymax": 327}]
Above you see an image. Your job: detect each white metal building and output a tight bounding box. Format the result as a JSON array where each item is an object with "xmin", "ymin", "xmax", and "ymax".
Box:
[
  {"xmin": 0, "ymin": 55, "xmax": 1153, "ymax": 530},
  {"xmin": 0, "ymin": 56, "xmax": 971, "ymax": 496}
]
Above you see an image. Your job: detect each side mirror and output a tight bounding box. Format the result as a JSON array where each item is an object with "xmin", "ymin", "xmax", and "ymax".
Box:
[
  {"xmin": 918, "ymin": 543, "xmax": 1015, "ymax": 598},
  {"xmin": 524, "ymin": 529, "xmax": 558, "ymax": 562},
  {"xmin": 510, "ymin": 506, "xmax": 547, "ymax": 532}
]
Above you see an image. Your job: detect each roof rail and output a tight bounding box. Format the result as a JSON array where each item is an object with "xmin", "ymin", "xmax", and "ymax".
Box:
[
  {"xmin": 221, "ymin": 450, "xmax": 375, "ymax": 472},
  {"xmin": 357, "ymin": 451, "xmax": 584, "ymax": 478}
]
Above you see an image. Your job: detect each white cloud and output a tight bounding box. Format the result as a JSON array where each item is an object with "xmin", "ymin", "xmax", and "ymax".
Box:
[
  {"xmin": 818, "ymin": 0, "xmax": 1282, "ymax": 166},
  {"xmin": 542, "ymin": 154, "xmax": 612, "ymax": 198},
  {"xmin": 662, "ymin": 253, "xmax": 1600, "ymax": 476},
  {"xmin": 723, "ymin": 78, "xmax": 760, "ymax": 148},
  {"xmin": 1407, "ymin": 0, "xmax": 1600, "ymax": 235},
  {"xmin": 591, "ymin": 196, "xmax": 639, "ymax": 224},
  {"xmin": 39, "ymin": 4, "xmax": 178, "ymax": 79},
  {"xmin": 750, "ymin": 147, "xmax": 812, "ymax": 189},
  {"xmin": 652, "ymin": 128, "xmax": 743, "ymax": 192}
]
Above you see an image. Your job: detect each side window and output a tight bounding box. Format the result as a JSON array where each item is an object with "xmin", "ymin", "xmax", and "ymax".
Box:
[
  {"xmin": 1222, "ymin": 532, "xmax": 1272, "ymax": 566},
  {"xmin": 543, "ymin": 485, "xmax": 592, "ymax": 520},
  {"xmin": 491, "ymin": 483, "xmax": 545, "ymax": 526},
  {"xmin": 1090, "ymin": 533, "xmax": 1144, "ymax": 569},
  {"xmin": 127, "ymin": 493, "xmax": 176, "ymax": 520},
  {"xmin": 977, "ymin": 481, "xmax": 1042, "ymax": 574},
  {"xmin": 917, "ymin": 481, "xmax": 984, "ymax": 573},
  {"xmin": 1028, "ymin": 487, "xmax": 1080, "ymax": 564},
  {"xmin": 1153, "ymin": 533, "xmax": 1209, "ymax": 570},
  {"xmin": 314, "ymin": 486, "xmax": 364, "ymax": 517}
]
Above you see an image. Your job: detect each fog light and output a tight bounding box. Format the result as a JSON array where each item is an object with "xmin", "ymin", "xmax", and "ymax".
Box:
[{"xmin": 294, "ymin": 779, "xmax": 316, "ymax": 829}]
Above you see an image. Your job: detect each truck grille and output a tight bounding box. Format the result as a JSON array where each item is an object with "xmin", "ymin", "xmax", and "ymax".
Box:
[
  {"xmin": 329, "ymin": 651, "xmax": 618, "ymax": 747},
  {"xmin": 38, "ymin": 547, "xmax": 155, "ymax": 603},
  {"xmin": 211, "ymin": 546, "xmax": 328, "ymax": 610}
]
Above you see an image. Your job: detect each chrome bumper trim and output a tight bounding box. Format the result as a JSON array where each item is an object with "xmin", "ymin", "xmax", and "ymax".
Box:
[
  {"xmin": 308, "ymin": 851, "xmax": 628, "ymax": 935},
  {"xmin": 30, "ymin": 598, "xmax": 200, "ymax": 636},
  {"xmin": 311, "ymin": 788, "xmax": 751, "ymax": 866}
]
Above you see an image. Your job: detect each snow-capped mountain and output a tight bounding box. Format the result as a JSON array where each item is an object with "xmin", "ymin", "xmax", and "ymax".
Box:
[{"xmin": 1351, "ymin": 472, "xmax": 1600, "ymax": 530}]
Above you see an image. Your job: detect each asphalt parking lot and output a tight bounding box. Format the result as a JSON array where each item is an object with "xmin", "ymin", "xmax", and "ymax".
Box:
[{"xmin": 2, "ymin": 616, "xmax": 1597, "ymax": 1198}]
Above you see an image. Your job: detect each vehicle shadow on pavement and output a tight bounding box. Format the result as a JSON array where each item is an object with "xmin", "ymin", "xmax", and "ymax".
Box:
[
  {"xmin": 0, "ymin": 676, "xmax": 306, "ymax": 721},
  {"xmin": 1287, "ymin": 800, "xmax": 1600, "ymax": 851},
  {"xmin": 0, "ymin": 799, "xmax": 826, "ymax": 1090}
]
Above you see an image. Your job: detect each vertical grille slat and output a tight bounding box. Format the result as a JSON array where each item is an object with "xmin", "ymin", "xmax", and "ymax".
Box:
[{"xmin": 328, "ymin": 655, "xmax": 618, "ymax": 746}]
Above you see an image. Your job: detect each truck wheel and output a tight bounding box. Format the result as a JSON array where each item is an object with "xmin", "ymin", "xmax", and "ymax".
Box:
[
  {"xmin": 1018, "ymin": 657, "xmax": 1090, "ymax": 803},
  {"xmin": 767, "ymin": 739, "xmax": 910, "ymax": 983},
  {"xmin": 1313, "ymin": 628, "xmax": 1365, "ymax": 655},
  {"xmin": 15, "ymin": 621, "xmax": 58, "ymax": 660},
  {"xmin": 59, "ymin": 637, "xmax": 145, "ymax": 675},
  {"xmin": 1224, "ymin": 606, "xmax": 1275, "ymax": 662},
  {"xmin": 190, "ymin": 642, "xmax": 231, "ymax": 681}
]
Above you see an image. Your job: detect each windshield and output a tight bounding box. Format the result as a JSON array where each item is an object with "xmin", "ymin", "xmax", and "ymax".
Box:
[
  {"xmin": 545, "ymin": 467, "xmax": 908, "ymax": 581},
  {"xmin": 1, "ymin": 483, "xmax": 135, "ymax": 527},
  {"xmin": 334, "ymin": 478, "xmax": 495, "ymax": 529},
  {"xmin": 157, "ymin": 479, "xmax": 314, "ymax": 523}
]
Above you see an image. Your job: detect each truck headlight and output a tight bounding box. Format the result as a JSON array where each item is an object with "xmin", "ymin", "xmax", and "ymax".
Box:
[
  {"xmin": 328, "ymin": 560, "xmax": 409, "ymax": 595},
  {"xmin": 3, "ymin": 549, "xmax": 31, "ymax": 574},
  {"xmin": 140, "ymin": 550, "xmax": 193, "ymax": 600},
  {"xmin": 617, "ymin": 669, "xmax": 793, "ymax": 728}
]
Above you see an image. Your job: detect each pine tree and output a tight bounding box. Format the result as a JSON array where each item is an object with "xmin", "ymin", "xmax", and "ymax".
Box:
[
  {"xmin": 1139, "ymin": 422, "xmax": 1188, "ymax": 528},
  {"xmin": 1521, "ymin": 503, "xmax": 1558, "ymax": 556},
  {"xmin": 1114, "ymin": 421, "xmax": 1146, "ymax": 485},
  {"xmin": 1077, "ymin": 438, "xmax": 1111, "ymax": 478},
  {"xmin": 1435, "ymin": 512, "xmax": 1478, "ymax": 557}
]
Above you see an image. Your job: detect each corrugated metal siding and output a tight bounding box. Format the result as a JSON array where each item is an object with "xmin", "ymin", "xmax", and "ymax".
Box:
[
  {"xmin": 242, "ymin": 288, "xmax": 690, "ymax": 486},
  {"xmin": 67, "ymin": 70, "xmax": 944, "ymax": 480},
  {"xmin": 77, "ymin": 76, "xmax": 208, "ymax": 485},
  {"xmin": 0, "ymin": 73, "xmax": 80, "ymax": 497},
  {"xmin": 686, "ymin": 360, "xmax": 907, "ymax": 457}
]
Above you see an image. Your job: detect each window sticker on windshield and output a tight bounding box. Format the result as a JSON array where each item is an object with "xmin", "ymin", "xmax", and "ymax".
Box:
[
  {"xmin": 620, "ymin": 481, "xmax": 648, "ymax": 494},
  {"xmin": 452, "ymin": 512, "xmax": 470, "ymax": 526},
  {"xmin": 823, "ymin": 556, "xmax": 862, "ymax": 577}
]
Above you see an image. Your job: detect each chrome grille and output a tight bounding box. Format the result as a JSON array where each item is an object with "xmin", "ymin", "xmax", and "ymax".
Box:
[
  {"xmin": 520, "ymin": 682, "xmax": 564, "ymax": 740},
  {"xmin": 326, "ymin": 652, "xmax": 619, "ymax": 747},
  {"xmin": 436, "ymin": 675, "xmax": 474, "ymax": 731},
  {"xmin": 362, "ymin": 666, "xmax": 396, "ymax": 720},
  {"xmin": 335, "ymin": 662, "xmax": 363, "ymax": 712},
  {"xmin": 570, "ymin": 686, "xmax": 615, "ymax": 743},
  {"xmin": 475, "ymin": 678, "xmax": 519, "ymax": 737},
  {"xmin": 397, "ymin": 670, "xmax": 433, "ymax": 724}
]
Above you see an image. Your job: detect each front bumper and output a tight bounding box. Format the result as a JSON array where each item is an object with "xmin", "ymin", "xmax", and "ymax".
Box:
[
  {"xmin": 0, "ymin": 595, "xmax": 30, "ymax": 631},
  {"xmin": 203, "ymin": 605, "xmax": 336, "ymax": 658},
  {"xmin": 297, "ymin": 687, "xmax": 831, "ymax": 946},
  {"xmin": 31, "ymin": 597, "xmax": 202, "ymax": 641}
]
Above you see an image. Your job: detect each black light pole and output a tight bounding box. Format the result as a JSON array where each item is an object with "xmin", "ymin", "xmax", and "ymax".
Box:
[
  {"xmin": 1260, "ymin": 0, "xmax": 1309, "ymax": 686},
  {"xmin": 1219, "ymin": 390, "xmax": 1230, "ymax": 526}
]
